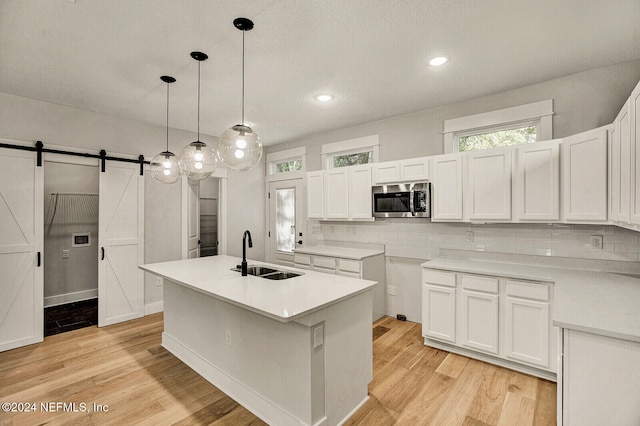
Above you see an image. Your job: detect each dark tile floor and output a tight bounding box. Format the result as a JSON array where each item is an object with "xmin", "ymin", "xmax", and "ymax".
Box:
[{"xmin": 44, "ymin": 298, "xmax": 98, "ymax": 336}]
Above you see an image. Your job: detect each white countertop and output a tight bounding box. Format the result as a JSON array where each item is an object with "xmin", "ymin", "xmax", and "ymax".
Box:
[
  {"xmin": 422, "ymin": 257, "xmax": 640, "ymax": 343},
  {"xmin": 140, "ymin": 255, "xmax": 377, "ymax": 323},
  {"xmin": 294, "ymin": 245, "xmax": 384, "ymax": 260}
]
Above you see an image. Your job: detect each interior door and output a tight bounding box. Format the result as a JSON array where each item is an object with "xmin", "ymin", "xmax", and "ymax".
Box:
[
  {"xmin": 182, "ymin": 177, "xmax": 200, "ymax": 259},
  {"xmin": 268, "ymin": 179, "xmax": 306, "ymax": 266},
  {"xmin": 0, "ymin": 147, "xmax": 43, "ymax": 351},
  {"xmin": 98, "ymin": 161, "xmax": 144, "ymax": 327}
]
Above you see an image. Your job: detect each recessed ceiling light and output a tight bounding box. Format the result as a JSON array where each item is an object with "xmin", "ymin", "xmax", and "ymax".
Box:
[
  {"xmin": 314, "ymin": 94, "xmax": 334, "ymax": 102},
  {"xmin": 429, "ymin": 56, "xmax": 448, "ymax": 67}
]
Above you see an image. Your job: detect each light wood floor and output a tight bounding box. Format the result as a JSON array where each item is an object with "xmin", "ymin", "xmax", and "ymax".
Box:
[{"xmin": 0, "ymin": 314, "xmax": 556, "ymax": 425}]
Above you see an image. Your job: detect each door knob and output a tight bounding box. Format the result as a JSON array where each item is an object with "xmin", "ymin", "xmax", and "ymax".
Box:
[{"xmin": 297, "ymin": 240, "xmax": 303, "ymax": 245}]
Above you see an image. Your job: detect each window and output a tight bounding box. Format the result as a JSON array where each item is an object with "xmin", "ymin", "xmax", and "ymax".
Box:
[
  {"xmin": 322, "ymin": 135, "xmax": 379, "ymax": 169},
  {"xmin": 458, "ymin": 124, "xmax": 537, "ymax": 152},
  {"xmin": 275, "ymin": 159, "xmax": 302, "ymax": 173},
  {"xmin": 444, "ymin": 100, "xmax": 553, "ymax": 153},
  {"xmin": 266, "ymin": 147, "xmax": 306, "ymax": 180}
]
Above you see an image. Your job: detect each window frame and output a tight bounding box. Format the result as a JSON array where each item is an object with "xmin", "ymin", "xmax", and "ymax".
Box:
[
  {"xmin": 266, "ymin": 147, "xmax": 306, "ymax": 181},
  {"xmin": 443, "ymin": 100, "xmax": 554, "ymax": 153},
  {"xmin": 321, "ymin": 134, "xmax": 379, "ymax": 169}
]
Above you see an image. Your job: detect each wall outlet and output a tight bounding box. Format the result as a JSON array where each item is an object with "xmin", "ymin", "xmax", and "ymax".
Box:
[
  {"xmin": 591, "ymin": 235, "xmax": 604, "ymax": 249},
  {"xmin": 62, "ymin": 249, "xmax": 70, "ymax": 259},
  {"xmin": 387, "ymin": 285, "xmax": 397, "ymax": 296},
  {"xmin": 346, "ymin": 226, "xmax": 356, "ymax": 235},
  {"xmin": 225, "ymin": 330, "xmax": 232, "ymax": 347},
  {"xmin": 466, "ymin": 231, "xmax": 474, "ymax": 242},
  {"xmin": 156, "ymin": 276, "xmax": 162, "ymax": 286}
]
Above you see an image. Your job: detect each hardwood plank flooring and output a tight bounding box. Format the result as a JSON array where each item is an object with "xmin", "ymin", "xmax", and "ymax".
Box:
[{"xmin": 0, "ymin": 314, "xmax": 556, "ymax": 425}]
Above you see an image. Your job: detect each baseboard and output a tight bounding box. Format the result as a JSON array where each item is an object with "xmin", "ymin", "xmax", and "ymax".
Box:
[
  {"xmin": 144, "ymin": 301, "xmax": 164, "ymax": 315},
  {"xmin": 44, "ymin": 289, "xmax": 97, "ymax": 307},
  {"xmin": 336, "ymin": 395, "xmax": 369, "ymax": 426},
  {"xmin": 162, "ymin": 332, "xmax": 311, "ymax": 426}
]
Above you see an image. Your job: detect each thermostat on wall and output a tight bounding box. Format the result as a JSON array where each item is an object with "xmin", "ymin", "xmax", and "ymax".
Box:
[{"xmin": 72, "ymin": 233, "xmax": 91, "ymax": 247}]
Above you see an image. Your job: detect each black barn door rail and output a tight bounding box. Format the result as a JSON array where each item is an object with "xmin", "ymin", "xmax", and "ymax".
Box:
[{"xmin": 0, "ymin": 140, "xmax": 150, "ymax": 175}]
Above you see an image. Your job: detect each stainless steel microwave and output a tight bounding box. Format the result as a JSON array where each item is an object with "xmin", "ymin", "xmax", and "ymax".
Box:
[{"xmin": 372, "ymin": 182, "xmax": 431, "ymax": 218}]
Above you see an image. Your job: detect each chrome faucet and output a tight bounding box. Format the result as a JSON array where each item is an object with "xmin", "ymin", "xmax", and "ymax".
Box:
[{"xmin": 241, "ymin": 230, "xmax": 253, "ymax": 276}]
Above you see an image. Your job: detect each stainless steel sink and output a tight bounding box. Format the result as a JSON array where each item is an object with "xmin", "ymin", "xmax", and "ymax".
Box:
[
  {"xmin": 260, "ymin": 271, "xmax": 302, "ymax": 280},
  {"xmin": 231, "ymin": 265, "xmax": 302, "ymax": 280}
]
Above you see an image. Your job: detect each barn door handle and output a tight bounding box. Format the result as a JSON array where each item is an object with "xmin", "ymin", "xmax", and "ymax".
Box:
[
  {"xmin": 37, "ymin": 252, "xmax": 41, "ymax": 267},
  {"xmin": 101, "ymin": 247, "xmax": 105, "ymax": 260}
]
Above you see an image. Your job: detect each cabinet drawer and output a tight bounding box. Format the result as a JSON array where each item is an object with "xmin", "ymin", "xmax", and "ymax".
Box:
[
  {"xmin": 460, "ymin": 275, "xmax": 498, "ymax": 293},
  {"xmin": 423, "ymin": 269, "xmax": 456, "ymax": 287},
  {"xmin": 294, "ymin": 253, "xmax": 311, "ymax": 266},
  {"xmin": 338, "ymin": 259, "xmax": 361, "ymax": 274},
  {"xmin": 313, "ymin": 256, "xmax": 336, "ymax": 270},
  {"xmin": 505, "ymin": 280, "xmax": 549, "ymax": 301}
]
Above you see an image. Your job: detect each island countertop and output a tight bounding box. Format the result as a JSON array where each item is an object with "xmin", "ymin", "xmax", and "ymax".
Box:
[{"xmin": 140, "ymin": 255, "xmax": 377, "ymax": 323}]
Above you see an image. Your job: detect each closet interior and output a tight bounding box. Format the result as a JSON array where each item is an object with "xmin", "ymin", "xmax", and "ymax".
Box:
[
  {"xmin": 43, "ymin": 161, "xmax": 99, "ymax": 336},
  {"xmin": 200, "ymin": 177, "xmax": 219, "ymax": 257}
]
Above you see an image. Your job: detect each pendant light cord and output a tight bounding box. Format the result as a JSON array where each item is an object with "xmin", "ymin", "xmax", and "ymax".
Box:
[
  {"xmin": 241, "ymin": 29, "xmax": 245, "ymax": 126},
  {"xmin": 166, "ymin": 82, "xmax": 170, "ymax": 152},
  {"xmin": 197, "ymin": 60, "xmax": 201, "ymax": 140}
]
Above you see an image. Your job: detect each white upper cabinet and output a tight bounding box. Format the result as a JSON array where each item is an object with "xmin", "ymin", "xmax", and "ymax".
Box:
[
  {"xmin": 325, "ymin": 168, "xmax": 349, "ymax": 219},
  {"xmin": 465, "ymin": 147, "xmax": 512, "ymax": 221},
  {"xmin": 561, "ymin": 127, "xmax": 608, "ymax": 222},
  {"xmin": 630, "ymin": 81, "xmax": 640, "ymax": 225},
  {"xmin": 431, "ymin": 153, "xmax": 464, "ymax": 221},
  {"xmin": 306, "ymin": 165, "xmax": 373, "ymax": 221},
  {"xmin": 348, "ymin": 165, "xmax": 373, "ymax": 219},
  {"xmin": 513, "ymin": 140, "xmax": 560, "ymax": 222},
  {"xmin": 373, "ymin": 157, "xmax": 430, "ymax": 184},
  {"xmin": 306, "ymin": 171, "xmax": 325, "ymax": 219},
  {"xmin": 610, "ymin": 99, "xmax": 632, "ymax": 224},
  {"xmin": 372, "ymin": 162, "xmax": 400, "ymax": 184}
]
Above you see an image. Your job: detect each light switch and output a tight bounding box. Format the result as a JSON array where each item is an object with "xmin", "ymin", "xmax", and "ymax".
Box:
[
  {"xmin": 62, "ymin": 249, "xmax": 70, "ymax": 259},
  {"xmin": 313, "ymin": 325, "xmax": 324, "ymax": 349}
]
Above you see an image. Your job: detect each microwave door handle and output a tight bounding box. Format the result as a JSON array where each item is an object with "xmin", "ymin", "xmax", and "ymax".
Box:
[{"xmin": 409, "ymin": 189, "xmax": 416, "ymax": 216}]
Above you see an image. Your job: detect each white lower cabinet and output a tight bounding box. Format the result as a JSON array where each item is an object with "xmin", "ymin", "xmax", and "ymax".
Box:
[
  {"xmin": 560, "ymin": 329, "xmax": 640, "ymax": 426},
  {"xmin": 422, "ymin": 267, "xmax": 556, "ymax": 379},
  {"xmin": 295, "ymin": 252, "xmax": 386, "ymax": 321},
  {"xmin": 460, "ymin": 276, "xmax": 499, "ymax": 355}
]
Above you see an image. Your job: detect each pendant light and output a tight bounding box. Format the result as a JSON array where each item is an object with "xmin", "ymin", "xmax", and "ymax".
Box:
[
  {"xmin": 216, "ymin": 18, "xmax": 263, "ymax": 171},
  {"xmin": 179, "ymin": 51, "xmax": 217, "ymax": 180},
  {"xmin": 151, "ymin": 76, "xmax": 182, "ymax": 184}
]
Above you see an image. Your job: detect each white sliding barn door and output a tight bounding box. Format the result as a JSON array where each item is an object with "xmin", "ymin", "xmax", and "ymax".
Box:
[
  {"xmin": 182, "ymin": 177, "xmax": 200, "ymax": 259},
  {"xmin": 0, "ymin": 147, "xmax": 43, "ymax": 351},
  {"xmin": 98, "ymin": 161, "xmax": 144, "ymax": 327}
]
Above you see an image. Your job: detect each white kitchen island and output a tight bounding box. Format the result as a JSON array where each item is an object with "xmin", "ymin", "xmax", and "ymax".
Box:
[{"xmin": 140, "ymin": 255, "xmax": 377, "ymax": 426}]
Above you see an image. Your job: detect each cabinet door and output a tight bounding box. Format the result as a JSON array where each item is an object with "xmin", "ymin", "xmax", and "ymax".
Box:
[
  {"xmin": 610, "ymin": 99, "xmax": 631, "ymax": 223},
  {"xmin": 325, "ymin": 169, "xmax": 349, "ymax": 219},
  {"xmin": 306, "ymin": 171, "xmax": 325, "ymax": 219},
  {"xmin": 422, "ymin": 284, "xmax": 456, "ymax": 343},
  {"xmin": 562, "ymin": 127, "xmax": 608, "ymax": 222},
  {"xmin": 461, "ymin": 289, "xmax": 499, "ymax": 355},
  {"xmin": 466, "ymin": 148, "xmax": 512, "ymax": 221},
  {"xmin": 373, "ymin": 162, "xmax": 400, "ymax": 184},
  {"xmin": 348, "ymin": 165, "xmax": 372, "ymax": 219},
  {"xmin": 431, "ymin": 154, "xmax": 463, "ymax": 221},
  {"xmin": 630, "ymin": 81, "xmax": 640, "ymax": 225},
  {"xmin": 514, "ymin": 140, "xmax": 560, "ymax": 221},
  {"xmin": 399, "ymin": 157, "xmax": 430, "ymax": 181},
  {"xmin": 504, "ymin": 296, "xmax": 550, "ymax": 368}
]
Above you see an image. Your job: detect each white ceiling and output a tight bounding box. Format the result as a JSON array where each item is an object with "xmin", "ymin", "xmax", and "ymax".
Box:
[{"xmin": 1, "ymin": 0, "xmax": 639, "ymax": 146}]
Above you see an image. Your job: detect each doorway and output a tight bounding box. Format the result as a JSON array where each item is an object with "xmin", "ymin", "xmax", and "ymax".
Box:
[
  {"xmin": 200, "ymin": 177, "xmax": 219, "ymax": 257},
  {"xmin": 43, "ymin": 161, "xmax": 99, "ymax": 336},
  {"xmin": 268, "ymin": 179, "xmax": 306, "ymax": 266}
]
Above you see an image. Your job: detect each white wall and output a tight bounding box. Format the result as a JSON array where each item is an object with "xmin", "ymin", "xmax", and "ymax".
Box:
[{"xmin": 43, "ymin": 161, "xmax": 99, "ymax": 306}]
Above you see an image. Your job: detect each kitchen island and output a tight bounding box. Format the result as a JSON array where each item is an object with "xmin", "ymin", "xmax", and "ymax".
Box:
[{"xmin": 140, "ymin": 255, "xmax": 377, "ymax": 426}]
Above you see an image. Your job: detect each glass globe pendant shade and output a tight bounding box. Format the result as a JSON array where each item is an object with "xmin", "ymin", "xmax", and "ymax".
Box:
[
  {"xmin": 151, "ymin": 151, "xmax": 182, "ymax": 184},
  {"xmin": 216, "ymin": 124, "xmax": 263, "ymax": 171},
  {"xmin": 179, "ymin": 140, "xmax": 217, "ymax": 180}
]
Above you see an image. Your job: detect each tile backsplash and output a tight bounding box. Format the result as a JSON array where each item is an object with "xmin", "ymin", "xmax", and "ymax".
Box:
[{"xmin": 308, "ymin": 220, "xmax": 640, "ymax": 262}]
